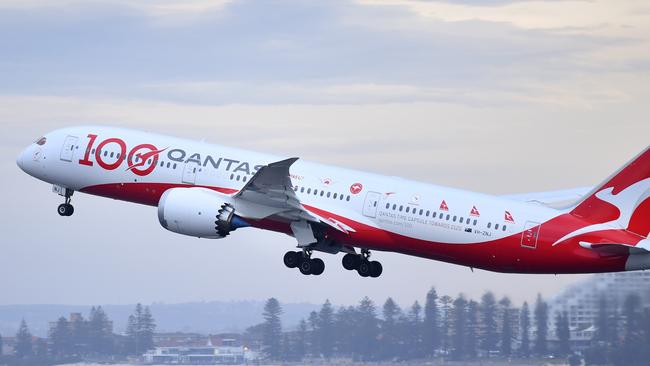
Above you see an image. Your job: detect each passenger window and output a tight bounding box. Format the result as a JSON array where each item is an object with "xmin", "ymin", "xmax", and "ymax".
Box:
[
  {"xmin": 301, "ymin": 187, "xmax": 305, "ymax": 193},
  {"xmin": 340, "ymin": 195, "xmax": 344, "ymax": 200},
  {"xmin": 487, "ymin": 222, "xmax": 491, "ymax": 228},
  {"xmin": 495, "ymin": 224, "xmax": 500, "ymax": 230},
  {"xmin": 502, "ymin": 225, "xmax": 507, "ymax": 231},
  {"xmin": 173, "ymin": 163, "xmax": 177, "ymax": 169},
  {"xmin": 160, "ymin": 161, "xmax": 164, "ymax": 167},
  {"xmin": 399, "ymin": 205, "xmax": 403, "ymax": 212},
  {"xmin": 453, "ymin": 216, "xmax": 457, "ymax": 222},
  {"xmin": 116, "ymin": 153, "xmax": 120, "ymax": 159},
  {"xmin": 439, "ymin": 213, "xmax": 444, "ymax": 219},
  {"xmin": 327, "ymin": 192, "xmax": 331, "ymax": 198},
  {"xmin": 243, "ymin": 176, "xmax": 247, "ymax": 183},
  {"xmin": 473, "ymin": 219, "xmax": 477, "ymax": 226},
  {"xmin": 346, "ymin": 196, "xmax": 351, "ymax": 201},
  {"xmin": 307, "ymin": 188, "xmax": 311, "ymax": 194},
  {"xmin": 92, "ymin": 149, "xmax": 96, "ymax": 154},
  {"xmin": 230, "ymin": 174, "xmax": 234, "ymax": 180},
  {"xmin": 333, "ymin": 193, "xmax": 338, "ymax": 199},
  {"xmin": 386, "ymin": 203, "xmax": 390, "ymax": 209},
  {"xmin": 446, "ymin": 214, "xmax": 450, "ymax": 220},
  {"xmin": 320, "ymin": 191, "xmax": 325, "ymax": 197},
  {"xmin": 167, "ymin": 162, "xmax": 171, "ymax": 168},
  {"xmin": 460, "ymin": 217, "xmax": 464, "ymax": 223},
  {"xmin": 406, "ymin": 207, "xmax": 410, "ymax": 213},
  {"xmin": 419, "ymin": 209, "xmax": 424, "ymax": 215},
  {"xmin": 314, "ymin": 189, "xmax": 318, "ymax": 195},
  {"xmin": 426, "ymin": 210, "xmax": 430, "ymax": 217},
  {"xmin": 104, "ymin": 151, "xmax": 108, "ymax": 157},
  {"xmin": 392, "ymin": 204, "xmax": 397, "ymax": 210}
]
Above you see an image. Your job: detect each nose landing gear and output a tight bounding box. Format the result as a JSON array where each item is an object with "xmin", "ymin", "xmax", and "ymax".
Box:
[
  {"xmin": 342, "ymin": 249, "xmax": 382, "ymax": 278},
  {"xmin": 57, "ymin": 189, "xmax": 74, "ymax": 217}
]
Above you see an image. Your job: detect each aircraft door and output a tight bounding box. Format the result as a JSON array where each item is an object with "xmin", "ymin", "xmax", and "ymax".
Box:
[
  {"xmin": 182, "ymin": 161, "xmax": 200, "ymax": 185},
  {"xmin": 362, "ymin": 191, "xmax": 382, "ymax": 218},
  {"xmin": 521, "ymin": 221, "xmax": 541, "ymax": 249},
  {"xmin": 60, "ymin": 135, "xmax": 78, "ymax": 162}
]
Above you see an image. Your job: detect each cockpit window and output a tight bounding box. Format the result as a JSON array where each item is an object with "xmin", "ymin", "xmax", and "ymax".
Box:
[{"xmin": 35, "ymin": 137, "xmax": 47, "ymax": 146}]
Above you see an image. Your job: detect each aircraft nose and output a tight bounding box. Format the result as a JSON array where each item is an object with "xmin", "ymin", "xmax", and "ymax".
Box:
[{"xmin": 16, "ymin": 148, "xmax": 26, "ymax": 171}]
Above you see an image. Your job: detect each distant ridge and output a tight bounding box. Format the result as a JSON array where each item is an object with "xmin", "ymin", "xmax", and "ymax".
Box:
[{"xmin": 0, "ymin": 301, "xmax": 320, "ymax": 337}]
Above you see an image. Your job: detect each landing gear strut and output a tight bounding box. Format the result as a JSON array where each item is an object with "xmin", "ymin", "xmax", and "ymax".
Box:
[
  {"xmin": 57, "ymin": 189, "xmax": 74, "ymax": 217},
  {"xmin": 342, "ymin": 249, "xmax": 382, "ymax": 278},
  {"xmin": 283, "ymin": 250, "xmax": 325, "ymax": 276}
]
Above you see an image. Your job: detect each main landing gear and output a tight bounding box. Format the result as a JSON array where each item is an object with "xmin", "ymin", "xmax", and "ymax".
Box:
[
  {"xmin": 57, "ymin": 189, "xmax": 74, "ymax": 217},
  {"xmin": 342, "ymin": 249, "xmax": 383, "ymax": 278},
  {"xmin": 284, "ymin": 250, "xmax": 325, "ymax": 276}
]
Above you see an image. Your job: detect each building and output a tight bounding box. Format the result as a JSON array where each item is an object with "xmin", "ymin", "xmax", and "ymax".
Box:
[
  {"xmin": 144, "ymin": 339, "xmax": 258, "ymax": 364},
  {"xmin": 545, "ymin": 271, "xmax": 650, "ymax": 349}
]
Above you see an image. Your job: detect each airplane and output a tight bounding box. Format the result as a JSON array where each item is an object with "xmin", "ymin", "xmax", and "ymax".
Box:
[{"xmin": 16, "ymin": 126, "xmax": 650, "ymax": 278}]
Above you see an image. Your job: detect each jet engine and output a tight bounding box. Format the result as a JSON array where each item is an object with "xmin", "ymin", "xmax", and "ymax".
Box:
[{"xmin": 157, "ymin": 188, "xmax": 249, "ymax": 239}]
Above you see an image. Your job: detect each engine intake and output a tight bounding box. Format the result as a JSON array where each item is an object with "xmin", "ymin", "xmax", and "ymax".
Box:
[{"xmin": 158, "ymin": 188, "xmax": 248, "ymax": 239}]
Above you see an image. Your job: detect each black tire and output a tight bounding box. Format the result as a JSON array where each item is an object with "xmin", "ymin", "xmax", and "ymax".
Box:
[
  {"xmin": 283, "ymin": 251, "xmax": 301, "ymax": 268},
  {"xmin": 357, "ymin": 260, "xmax": 371, "ymax": 277},
  {"xmin": 58, "ymin": 203, "xmax": 73, "ymax": 216},
  {"xmin": 370, "ymin": 261, "xmax": 383, "ymax": 278},
  {"xmin": 299, "ymin": 259, "xmax": 313, "ymax": 275},
  {"xmin": 311, "ymin": 258, "xmax": 325, "ymax": 276},
  {"xmin": 342, "ymin": 253, "xmax": 360, "ymax": 270}
]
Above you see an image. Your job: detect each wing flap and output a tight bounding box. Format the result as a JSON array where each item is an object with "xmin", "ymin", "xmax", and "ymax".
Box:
[{"xmin": 579, "ymin": 241, "xmax": 650, "ymax": 255}]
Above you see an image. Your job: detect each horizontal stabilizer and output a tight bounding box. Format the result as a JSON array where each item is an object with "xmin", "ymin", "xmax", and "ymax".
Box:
[{"xmin": 579, "ymin": 240, "xmax": 650, "ymax": 256}]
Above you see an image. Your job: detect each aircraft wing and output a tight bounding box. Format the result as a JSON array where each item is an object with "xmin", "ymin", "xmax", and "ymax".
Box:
[
  {"xmin": 232, "ymin": 157, "xmax": 353, "ymax": 236},
  {"xmin": 501, "ymin": 186, "xmax": 592, "ymax": 208}
]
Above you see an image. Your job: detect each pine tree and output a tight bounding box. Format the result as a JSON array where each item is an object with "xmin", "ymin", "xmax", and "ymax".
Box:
[
  {"xmin": 381, "ymin": 297, "xmax": 401, "ymax": 360},
  {"xmin": 451, "ymin": 295, "xmax": 467, "ymax": 360},
  {"xmin": 500, "ymin": 297, "xmax": 512, "ymax": 357},
  {"xmin": 0, "ymin": 332, "xmax": 3, "ymax": 357},
  {"xmin": 534, "ymin": 294, "xmax": 548, "ymax": 356},
  {"xmin": 50, "ymin": 316, "xmax": 71, "ymax": 357},
  {"xmin": 480, "ymin": 292, "xmax": 498, "ymax": 356},
  {"xmin": 466, "ymin": 300, "xmax": 479, "ymax": 359},
  {"xmin": 15, "ymin": 319, "xmax": 33, "ymax": 358},
  {"xmin": 409, "ymin": 301, "xmax": 423, "ymax": 358},
  {"xmin": 355, "ymin": 297, "xmax": 379, "ymax": 361},
  {"xmin": 262, "ymin": 298, "xmax": 283, "ymax": 360},
  {"xmin": 125, "ymin": 314, "xmax": 138, "ymax": 355},
  {"xmin": 520, "ymin": 302, "xmax": 531, "ymax": 357},
  {"xmin": 318, "ymin": 300, "xmax": 334, "ymax": 359},
  {"xmin": 333, "ymin": 306, "xmax": 357, "ymax": 357},
  {"xmin": 423, "ymin": 287, "xmax": 440, "ymax": 357},
  {"xmin": 556, "ymin": 311, "xmax": 571, "ymax": 357},
  {"xmin": 89, "ymin": 306, "xmax": 113, "ymax": 354},
  {"xmin": 308, "ymin": 310, "xmax": 319, "ymax": 357},
  {"xmin": 140, "ymin": 306, "xmax": 156, "ymax": 351},
  {"xmin": 296, "ymin": 319, "xmax": 307, "ymax": 361},
  {"xmin": 439, "ymin": 295, "xmax": 453, "ymax": 354}
]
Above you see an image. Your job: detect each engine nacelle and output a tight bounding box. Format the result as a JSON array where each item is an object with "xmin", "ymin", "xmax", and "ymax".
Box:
[{"xmin": 157, "ymin": 188, "xmax": 249, "ymax": 239}]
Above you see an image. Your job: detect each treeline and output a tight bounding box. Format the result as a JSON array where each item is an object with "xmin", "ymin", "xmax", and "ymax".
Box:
[
  {"xmin": 1, "ymin": 303, "xmax": 155, "ymax": 365},
  {"xmin": 252, "ymin": 288, "xmax": 650, "ymax": 366}
]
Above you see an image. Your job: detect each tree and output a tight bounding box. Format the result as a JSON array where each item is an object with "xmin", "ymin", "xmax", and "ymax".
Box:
[
  {"xmin": 466, "ymin": 300, "xmax": 479, "ymax": 359},
  {"xmin": 556, "ymin": 311, "xmax": 571, "ymax": 357},
  {"xmin": 89, "ymin": 306, "xmax": 113, "ymax": 354},
  {"xmin": 381, "ymin": 297, "xmax": 401, "ymax": 360},
  {"xmin": 409, "ymin": 301, "xmax": 424, "ymax": 358},
  {"xmin": 262, "ymin": 298, "xmax": 283, "ymax": 360},
  {"xmin": 534, "ymin": 294, "xmax": 548, "ymax": 356},
  {"xmin": 500, "ymin": 297, "xmax": 512, "ymax": 357},
  {"xmin": 295, "ymin": 319, "xmax": 307, "ymax": 361},
  {"xmin": 619, "ymin": 293, "xmax": 643, "ymax": 366},
  {"xmin": 333, "ymin": 306, "xmax": 357, "ymax": 357},
  {"xmin": 439, "ymin": 295, "xmax": 453, "ymax": 354},
  {"xmin": 423, "ymin": 287, "xmax": 440, "ymax": 357},
  {"xmin": 140, "ymin": 306, "xmax": 156, "ymax": 351},
  {"xmin": 480, "ymin": 292, "xmax": 498, "ymax": 355},
  {"xmin": 125, "ymin": 314, "xmax": 138, "ymax": 355},
  {"xmin": 317, "ymin": 300, "xmax": 334, "ymax": 359},
  {"xmin": 15, "ymin": 319, "xmax": 33, "ymax": 358},
  {"xmin": 519, "ymin": 302, "xmax": 531, "ymax": 357},
  {"xmin": 50, "ymin": 316, "xmax": 71, "ymax": 357},
  {"xmin": 355, "ymin": 297, "xmax": 379, "ymax": 361},
  {"xmin": 595, "ymin": 296, "xmax": 609, "ymax": 342},
  {"xmin": 451, "ymin": 295, "xmax": 467, "ymax": 360},
  {"xmin": 308, "ymin": 310, "xmax": 319, "ymax": 357},
  {"xmin": 0, "ymin": 332, "xmax": 3, "ymax": 357}
]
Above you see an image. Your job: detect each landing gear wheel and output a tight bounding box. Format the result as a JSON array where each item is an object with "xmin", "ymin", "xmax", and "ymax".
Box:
[
  {"xmin": 283, "ymin": 251, "xmax": 302, "ymax": 268},
  {"xmin": 311, "ymin": 258, "xmax": 325, "ymax": 276},
  {"xmin": 58, "ymin": 203, "xmax": 74, "ymax": 217},
  {"xmin": 357, "ymin": 261, "xmax": 372, "ymax": 277},
  {"xmin": 370, "ymin": 261, "xmax": 383, "ymax": 278},
  {"xmin": 342, "ymin": 253, "xmax": 360, "ymax": 270},
  {"xmin": 299, "ymin": 259, "xmax": 313, "ymax": 275}
]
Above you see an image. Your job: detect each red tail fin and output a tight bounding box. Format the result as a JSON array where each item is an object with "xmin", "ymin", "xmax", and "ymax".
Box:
[{"xmin": 571, "ymin": 146, "xmax": 650, "ymax": 237}]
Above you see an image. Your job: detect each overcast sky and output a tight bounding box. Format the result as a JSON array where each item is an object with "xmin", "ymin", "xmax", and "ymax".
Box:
[{"xmin": 1, "ymin": 0, "xmax": 649, "ymax": 309}]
